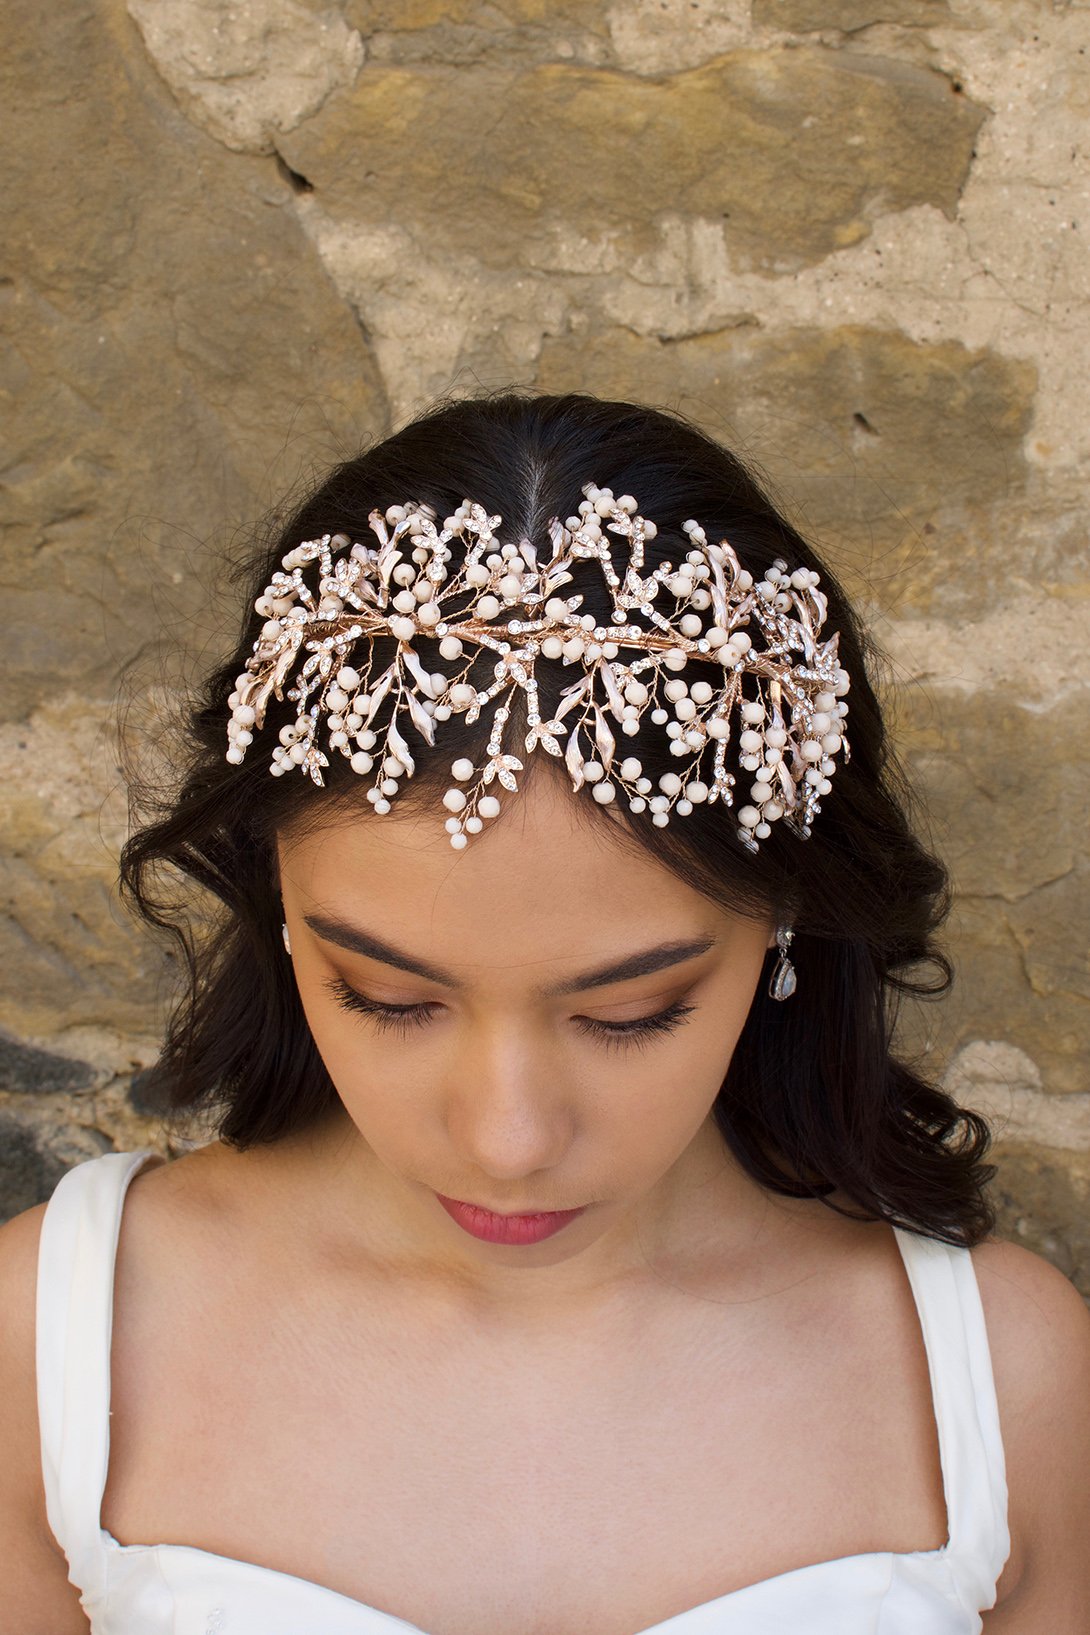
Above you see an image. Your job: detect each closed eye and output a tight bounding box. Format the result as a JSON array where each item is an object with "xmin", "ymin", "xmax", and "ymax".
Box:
[{"xmin": 323, "ymin": 978, "xmax": 696, "ymax": 1052}]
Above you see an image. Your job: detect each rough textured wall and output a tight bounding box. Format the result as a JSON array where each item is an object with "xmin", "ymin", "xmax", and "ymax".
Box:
[{"xmin": 2, "ymin": 0, "xmax": 1087, "ymax": 1291}]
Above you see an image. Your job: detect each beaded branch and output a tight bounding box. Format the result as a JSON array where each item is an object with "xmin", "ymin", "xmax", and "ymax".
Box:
[{"xmin": 226, "ymin": 482, "xmax": 851, "ymax": 851}]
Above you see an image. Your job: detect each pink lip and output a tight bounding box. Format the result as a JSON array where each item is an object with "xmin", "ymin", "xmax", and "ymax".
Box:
[{"xmin": 435, "ymin": 1193, "xmax": 587, "ymax": 1245}]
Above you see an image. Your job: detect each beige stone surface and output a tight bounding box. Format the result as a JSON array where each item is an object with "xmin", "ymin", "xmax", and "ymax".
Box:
[
  {"xmin": 1, "ymin": 0, "xmax": 385, "ymax": 727},
  {"xmin": 753, "ymin": 0, "xmax": 953, "ymax": 31},
  {"xmin": 887, "ymin": 626, "xmax": 1090, "ymax": 1103},
  {"xmin": 351, "ymin": 0, "xmax": 609, "ymax": 27},
  {"xmin": 988, "ymin": 1144, "xmax": 1090, "ymax": 1291},
  {"xmin": 126, "ymin": 0, "xmax": 365, "ymax": 154},
  {"xmin": 2, "ymin": 0, "xmax": 1088, "ymax": 1299},
  {"xmin": 0, "ymin": 696, "xmax": 160, "ymax": 1046},
  {"xmin": 536, "ymin": 323, "xmax": 1038, "ymax": 616},
  {"xmin": 278, "ymin": 49, "xmax": 982, "ymax": 275},
  {"xmin": 944, "ymin": 1042, "xmax": 1090, "ymax": 1152}
]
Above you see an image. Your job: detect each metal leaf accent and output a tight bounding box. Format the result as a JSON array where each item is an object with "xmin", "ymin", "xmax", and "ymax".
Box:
[{"xmin": 565, "ymin": 726, "xmax": 586, "ymax": 791}]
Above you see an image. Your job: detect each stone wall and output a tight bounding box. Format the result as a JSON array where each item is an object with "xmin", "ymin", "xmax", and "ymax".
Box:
[{"xmin": 2, "ymin": 0, "xmax": 1087, "ymax": 1292}]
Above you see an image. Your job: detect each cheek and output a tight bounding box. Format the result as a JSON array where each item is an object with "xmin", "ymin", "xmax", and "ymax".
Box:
[
  {"xmin": 572, "ymin": 1001, "xmax": 751, "ymax": 1162},
  {"xmin": 631, "ymin": 1014, "xmax": 742, "ymax": 1127},
  {"xmin": 308, "ymin": 1017, "xmax": 428, "ymax": 1156},
  {"xmin": 293, "ymin": 971, "xmax": 451, "ymax": 1153},
  {"xmin": 624, "ymin": 979, "xmax": 759, "ymax": 1148},
  {"xmin": 292, "ymin": 977, "xmax": 387, "ymax": 1110}
]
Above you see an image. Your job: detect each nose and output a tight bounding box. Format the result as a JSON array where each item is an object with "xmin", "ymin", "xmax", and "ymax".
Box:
[{"xmin": 444, "ymin": 1023, "xmax": 575, "ymax": 1184}]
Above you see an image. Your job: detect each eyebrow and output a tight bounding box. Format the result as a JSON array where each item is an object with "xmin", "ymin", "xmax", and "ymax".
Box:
[{"xmin": 302, "ymin": 913, "xmax": 717, "ymax": 998}]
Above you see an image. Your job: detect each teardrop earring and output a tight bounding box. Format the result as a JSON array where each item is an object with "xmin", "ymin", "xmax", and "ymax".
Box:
[
  {"xmin": 281, "ymin": 921, "xmax": 292, "ymax": 956},
  {"xmin": 768, "ymin": 925, "xmax": 797, "ymax": 1000}
]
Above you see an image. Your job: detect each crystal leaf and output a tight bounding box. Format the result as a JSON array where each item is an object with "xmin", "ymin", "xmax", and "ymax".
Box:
[
  {"xmin": 387, "ymin": 715, "xmax": 415, "ymax": 775},
  {"xmin": 405, "ymin": 689, "xmax": 437, "ymax": 745},
  {"xmin": 565, "ymin": 727, "xmax": 586, "ymax": 791}
]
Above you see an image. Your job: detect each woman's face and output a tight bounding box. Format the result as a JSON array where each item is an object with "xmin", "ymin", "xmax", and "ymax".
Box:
[{"xmin": 276, "ymin": 763, "xmax": 777, "ymax": 1285}]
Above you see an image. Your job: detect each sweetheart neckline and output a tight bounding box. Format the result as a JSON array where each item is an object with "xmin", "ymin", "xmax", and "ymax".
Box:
[
  {"xmin": 97, "ymin": 1157, "xmax": 959, "ymax": 1632},
  {"xmin": 99, "ymin": 1525, "xmax": 953, "ymax": 1632}
]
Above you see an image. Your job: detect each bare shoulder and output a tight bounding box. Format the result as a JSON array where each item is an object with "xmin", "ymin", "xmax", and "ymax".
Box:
[
  {"xmin": 971, "ymin": 1236, "xmax": 1090, "ymax": 1404},
  {"xmin": 0, "ymin": 1197, "xmax": 92, "ymax": 1630},
  {"xmin": 0, "ymin": 1197, "xmax": 51, "ymax": 1476},
  {"xmin": 112, "ymin": 1139, "xmax": 250, "ymax": 1258},
  {"xmin": 968, "ymin": 1237, "xmax": 1090, "ymax": 1628}
]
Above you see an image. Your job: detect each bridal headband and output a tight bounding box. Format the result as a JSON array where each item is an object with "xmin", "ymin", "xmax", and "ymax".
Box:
[{"xmin": 226, "ymin": 482, "xmax": 850, "ymax": 853}]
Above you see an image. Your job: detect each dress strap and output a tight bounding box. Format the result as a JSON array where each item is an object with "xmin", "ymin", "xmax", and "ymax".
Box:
[
  {"xmin": 892, "ymin": 1226, "xmax": 1011, "ymax": 1610},
  {"xmin": 35, "ymin": 1148, "xmax": 164, "ymax": 1607}
]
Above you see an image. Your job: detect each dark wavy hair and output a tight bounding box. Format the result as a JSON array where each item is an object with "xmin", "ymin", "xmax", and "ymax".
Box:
[{"xmin": 118, "ymin": 387, "xmax": 997, "ymax": 1246}]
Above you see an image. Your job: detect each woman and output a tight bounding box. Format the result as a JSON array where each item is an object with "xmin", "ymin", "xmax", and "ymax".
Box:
[{"xmin": 1, "ymin": 390, "xmax": 1086, "ymax": 1633}]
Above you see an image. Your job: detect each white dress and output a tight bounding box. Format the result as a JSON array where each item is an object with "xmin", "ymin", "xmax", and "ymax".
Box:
[{"xmin": 36, "ymin": 1149, "xmax": 1011, "ymax": 1634}]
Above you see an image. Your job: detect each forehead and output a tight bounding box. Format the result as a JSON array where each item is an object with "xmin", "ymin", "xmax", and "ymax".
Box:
[{"xmin": 276, "ymin": 770, "xmax": 738, "ymax": 987}]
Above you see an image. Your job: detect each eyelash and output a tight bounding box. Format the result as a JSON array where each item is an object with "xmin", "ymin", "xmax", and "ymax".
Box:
[{"xmin": 324, "ymin": 978, "xmax": 697, "ymax": 1052}]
